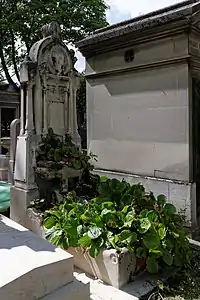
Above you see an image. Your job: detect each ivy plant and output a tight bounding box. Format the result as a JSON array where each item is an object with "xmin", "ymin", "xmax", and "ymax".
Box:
[{"xmin": 43, "ymin": 177, "xmax": 190, "ymax": 274}]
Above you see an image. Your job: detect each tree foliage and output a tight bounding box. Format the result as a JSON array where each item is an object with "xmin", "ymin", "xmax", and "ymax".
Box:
[{"xmin": 0, "ymin": 0, "xmax": 108, "ymax": 85}]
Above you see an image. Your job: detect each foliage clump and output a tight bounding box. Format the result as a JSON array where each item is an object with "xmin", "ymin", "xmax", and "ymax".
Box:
[
  {"xmin": 36, "ymin": 128, "xmax": 95, "ymax": 172},
  {"xmin": 31, "ymin": 128, "xmax": 97, "ymax": 210},
  {"xmin": 44, "ymin": 176, "xmax": 190, "ymax": 274}
]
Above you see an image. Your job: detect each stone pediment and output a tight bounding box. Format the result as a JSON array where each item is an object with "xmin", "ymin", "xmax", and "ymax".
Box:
[{"xmin": 29, "ymin": 22, "xmax": 74, "ymax": 76}]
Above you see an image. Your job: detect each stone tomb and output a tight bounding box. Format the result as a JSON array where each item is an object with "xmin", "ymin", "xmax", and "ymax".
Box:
[
  {"xmin": 10, "ymin": 21, "xmax": 81, "ymax": 226},
  {"xmin": 0, "ymin": 215, "xmax": 89, "ymax": 300},
  {"xmin": 76, "ymin": 0, "xmax": 200, "ymax": 228}
]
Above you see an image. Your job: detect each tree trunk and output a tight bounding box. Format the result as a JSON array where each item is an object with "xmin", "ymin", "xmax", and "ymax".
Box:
[
  {"xmin": 0, "ymin": 46, "xmax": 17, "ymax": 87},
  {"xmin": 10, "ymin": 29, "xmax": 20, "ymax": 82}
]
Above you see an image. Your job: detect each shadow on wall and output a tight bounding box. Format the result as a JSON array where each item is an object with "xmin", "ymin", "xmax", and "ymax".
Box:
[
  {"xmin": 0, "ymin": 214, "xmax": 56, "ymax": 252},
  {"xmin": 88, "ymin": 65, "xmax": 188, "ymax": 97}
]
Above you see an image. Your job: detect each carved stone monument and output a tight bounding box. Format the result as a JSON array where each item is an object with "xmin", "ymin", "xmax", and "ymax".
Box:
[{"xmin": 10, "ymin": 21, "xmax": 81, "ymax": 226}]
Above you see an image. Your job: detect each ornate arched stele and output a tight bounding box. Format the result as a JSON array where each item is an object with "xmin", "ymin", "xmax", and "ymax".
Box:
[
  {"xmin": 10, "ymin": 22, "xmax": 81, "ymax": 223},
  {"xmin": 20, "ymin": 21, "xmax": 80, "ymax": 139}
]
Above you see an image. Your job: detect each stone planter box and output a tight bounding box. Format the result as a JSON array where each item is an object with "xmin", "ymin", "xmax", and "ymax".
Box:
[
  {"xmin": 67, "ymin": 247, "xmax": 138, "ymax": 289},
  {"xmin": 25, "ymin": 208, "xmax": 143, "ymax": 289}
]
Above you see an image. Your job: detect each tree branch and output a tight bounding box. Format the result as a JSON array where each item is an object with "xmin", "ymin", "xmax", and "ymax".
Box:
[
  {"xmin": 0, "ymin": 45, "xmax": 17, "ymax": 87},
  {"xmin": 10, "ymin": 29, "xmax": 20, "ymax": 82}
]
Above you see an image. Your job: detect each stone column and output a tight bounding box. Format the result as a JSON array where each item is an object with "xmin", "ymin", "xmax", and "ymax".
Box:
[
  {"xmin": 70, "ymin": 74, "xmax": 81, "ymax": 147},
  {"xmin": 25, "ymin": 81, "xmax": 34, "ymax": 136}
]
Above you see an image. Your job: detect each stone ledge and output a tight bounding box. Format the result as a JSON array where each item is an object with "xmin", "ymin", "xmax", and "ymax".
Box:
[
  {"xmin": 41, "ymin": 278, "xmax": 90, "ymax": 300},
  {"xmin": 74, "ymin": 269, "xmax": 157, "ymax": 300},
  {"xmin": 0, "ymin": 215, "xmax": 74, "ymax": 300}
]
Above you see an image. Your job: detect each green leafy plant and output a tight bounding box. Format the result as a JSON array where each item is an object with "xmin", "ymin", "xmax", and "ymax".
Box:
[
  {"xmin": 43, "ymin": 177, "xmax": 190, "ymax": 274},
  {"xmin": 32, "ymin": 128, "xmax": 97, "ymax": 210},
  {"xmin": 36, "ymin": 128, "xmax": 96, "ymax": 173}
]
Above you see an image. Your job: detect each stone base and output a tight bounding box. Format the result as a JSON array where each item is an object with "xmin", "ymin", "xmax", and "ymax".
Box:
[
  {"xmin": 10, "ymin": 186, "xmax": 38, "ymax": 228},
  {"xmin": 0, "ymin": 215, "xmax": 89, "ymax": 300},
  {"xmin": 68, "ymin": 247, "xmax": 137, "ymax": 289}
]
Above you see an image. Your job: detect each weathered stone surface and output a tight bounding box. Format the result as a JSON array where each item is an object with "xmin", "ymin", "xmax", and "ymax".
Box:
[
  {"xmin": 41, "ymin": 279, "xmax": 90, "ymax": 300},
  {"xmin": 10, "ymin": 186, "xmax": 38, "ymax": 226},
  {"xmin": 10, "ymin": 21, "xmax": 81, "ymax": 227},
  {"xmin": 75, "ymin": 269, "xmax": 156, "ymax": 300},
  {"xmin": 68, "ymin": 247, "xmax": 137, "ymax": 289},
  {"xmin": 0, "ymin": 215, "xmax": 75, "ymax": 300}
]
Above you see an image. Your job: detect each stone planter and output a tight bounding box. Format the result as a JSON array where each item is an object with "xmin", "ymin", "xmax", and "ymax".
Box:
[
  {"xmin": 24, "ymin": 208, "xmax": 143, "ymax": 289},
  {"xmin": 67, "ymin": 247, "xmax": 138, "ymax": 289}
]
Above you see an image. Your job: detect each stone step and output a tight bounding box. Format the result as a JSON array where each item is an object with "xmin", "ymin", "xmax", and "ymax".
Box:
[
  {"xmin": 41, "ymin": 278, "xmax": 90, "ymax": 300},
  {"xmin": 0, "ymin": 215, "xmax": 89, "ymax": 300}
]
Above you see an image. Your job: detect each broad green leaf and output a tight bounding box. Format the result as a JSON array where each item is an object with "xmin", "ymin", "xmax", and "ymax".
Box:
[
  {"xmin": 173, "ymin": 254, "xmax": 182, "ymax": 267},
  {"xmin": 43, "ymin": 216, "xmax": 57, "ymax": 229},
  {"xmin": 124, "ymin": 211, "xmax": 135, "ymax": 227},
  {"xmin": 64, "ymin": 220, "xmax": 78, "ymax": 236},
  {"xmin": 102, "ymin": 202, "xmax": 114, "ymax": 209},
  {"xmin": 157, "ymin": 225, "xmax": 166, "ymax": 240},
  {"xmin": 140, "ymin": 209, "xmax": 148, "ymax": 218},
  {"xmin": 98, "ymin": 182, "xmax": 111, "ymax": 195},
  {"xmin": 88, "ymin": 227, "xmax": 102, "ymax": 239},
  {"xmin": 143, "ymin": 232, "xmax": 160, "ymax": 250},
  {"xmin": 149, "ymin": 249, "xmax": 162, "ymax": 255},
  {"xmin": 89, "ymin": 238, "xmax": 104, "ymax": 258},
  {"xmin": 139, "ymin": 218, "xmax": 151, "ymax": 233},
  {"xmin": 77, "ymin": 225, "xmax": 83, "ymax": 235},
  {"xmin": 100, "ymin": 176, "xmax": 108, "ymax": 183},
  {"xmin": 80, "ymin": 212, "xmax": 90, "ymax": 223},
  {"xmin": 109, "ymin": 178, "xmax": 121, "ymax": 190},
  {"xmin": 60, "ymin": 237, "xmax": 69, "ymax": 250},
  {"xmin": 163, "ymin": 250, "xmax": 173, "ymax": 266},
  {"xmin": 121, "ymin": 205, "xmax": 130, "ymax": 214},
  {"xmin": 78, "ymin": 235, "xmax": 92, "ymax": 247},
  {"xmin": 118, "ymin": 230, "xmax": 137, "ymax": 243},
  {"xmin": 114, "ymin": 235, "xmax": 119, "ymax": 243},
  {"xmin": 147, "ymin": 256, "xmax": 159, "ymax": 273},
  {"xmin": 147, "ymin": 210, "xmax": 159, "ymax": 222},
  {"xmin": 172, "ymin": 232, "xmax": 179, "ymax": 239},
  {"xmin": 136, "ymin": 247, "xmax": 147, "ymax": 259},
  {"xmin": 166, "ymin": 239, "xmax": 174, "ymax": 250},
  {"xmin": 94, "ymin": 215, "xmax": 104, "ymax": 228},
  {"xmin": 68, "ymin": 208, "xmax": 75, "ymax": 217},
  {"xmin": 89, "ymin": 243, "xmax": 100, "ymax": 258},
  {"xmin": 107, "ymin": 232, "xmax": 121, "ymax": 252},
  {"xmin": 49, "ymin": 230, "xmax": 62, "ymax": 246},
  {"xmin": 163, "ymin": 203, "xmax": 176, "ymax": 215},
  {"xmin": 157, "ymin": 195, "xmax": 166, "ymax": 207},
  {"xmin": 101, "ymin": 208, "xmax": 112, "ymax": 216}
]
